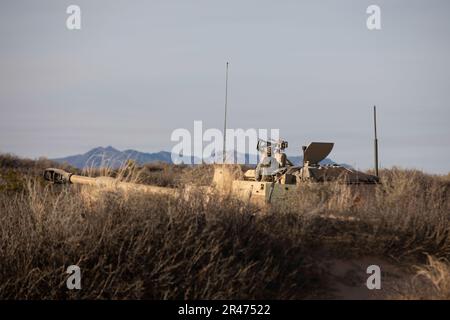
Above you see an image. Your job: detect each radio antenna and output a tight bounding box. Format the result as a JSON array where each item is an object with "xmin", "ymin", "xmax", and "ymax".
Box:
[
  {"xmin": 222, "ymin": 62, "xmax": 229, "ymax": 164},
  {"xmin": 373, "ymin": 105, "xmax": 379, "ymax": 177}
]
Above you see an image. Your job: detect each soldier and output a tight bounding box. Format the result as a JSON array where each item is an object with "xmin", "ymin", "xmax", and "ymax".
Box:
[{"xmin": 255, "ymin": 146, "xmax": 279, "ymax": 182}]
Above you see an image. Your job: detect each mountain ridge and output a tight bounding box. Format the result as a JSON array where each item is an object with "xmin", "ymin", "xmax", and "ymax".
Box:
[{"xmin": 52, "ymin": 146, "xmax": 345, "ymax": 169}]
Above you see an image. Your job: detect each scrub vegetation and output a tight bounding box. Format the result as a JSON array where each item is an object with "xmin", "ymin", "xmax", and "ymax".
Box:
[{"xmin": 0, "ymin": 154, "xmax": 449, "ymax": 299}]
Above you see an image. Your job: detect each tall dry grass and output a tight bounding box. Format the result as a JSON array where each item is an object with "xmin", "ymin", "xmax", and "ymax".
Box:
[
  {"xmin": 0, "ymin": 179, "xmax": 320, "ymax": 299},
  {"xmin": 0, "ymin": 155, "xmax": 449, "ymax": 299},
  {"xmin": 279, "ymin": 168, "xmax": 450, "ymax": 261},
  {"xmin": 391, "ymin": 255, "xmax": 450, "ymax": 300}
]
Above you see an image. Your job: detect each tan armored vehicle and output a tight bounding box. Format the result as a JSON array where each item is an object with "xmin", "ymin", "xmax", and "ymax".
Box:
[
  {"xmin": 43, "ymin": 140, "xmax": 379, "ymax": 207},
  {"xmin": 43, "ymin": 65, "xmax": 381, "ymax": 206},
  {"xmin": 212, "ymin": 139, "xmax": 379, "ymax": 205}
]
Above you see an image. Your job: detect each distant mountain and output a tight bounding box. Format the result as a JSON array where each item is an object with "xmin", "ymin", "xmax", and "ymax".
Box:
[
  {"xmin": 52, "ymin": 146, "xmax": 349, "ymax": 169},
  {"xmin": 52, "ymin": 146, "xmax": 175, "ymax": 169}
]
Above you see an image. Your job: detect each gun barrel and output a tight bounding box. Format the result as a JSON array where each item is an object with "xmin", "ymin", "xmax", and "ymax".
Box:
[
  {"xmin": 70, "ymin": 174, "xmax": 97, "ymax": 185},
  {"xmin": 43, "ymin": 168, "xmax": 177, "ymax": 196}
]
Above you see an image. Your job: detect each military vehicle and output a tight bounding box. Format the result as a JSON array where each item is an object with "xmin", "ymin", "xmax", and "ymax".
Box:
[
  {"xmin": 212, "ymin": 139, "xmax": 379, "ymax": 205},
  {"xmin": 43, "ymin": 64, "xmax": 381, "ymax": 207},
  {"xmin": 43, "ymin": 138, "xmax": 379, "ymax": 207}
]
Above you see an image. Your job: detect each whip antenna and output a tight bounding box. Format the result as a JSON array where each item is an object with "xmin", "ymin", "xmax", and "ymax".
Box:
[
  {"xmin": 373, "ymin": 105, "xmax": 379, "ymax": 177},
  {"xmin": 222, "ymin": 62, "xmax": 229, "ymax": 164}
]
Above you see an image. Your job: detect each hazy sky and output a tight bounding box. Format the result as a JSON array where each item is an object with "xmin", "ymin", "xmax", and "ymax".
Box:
[{"xmin": 0, "ymin": 0, "xmax": 449, "ymax": 173}]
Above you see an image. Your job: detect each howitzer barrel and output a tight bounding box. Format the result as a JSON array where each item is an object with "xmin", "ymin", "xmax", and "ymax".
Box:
[
  {"xmin": 43, "ymin": 168, "xmax": 177, "ymax": 196},
  {"xmin": 70, "ymin": 174, "xmax": 97, "ymax": 185}
]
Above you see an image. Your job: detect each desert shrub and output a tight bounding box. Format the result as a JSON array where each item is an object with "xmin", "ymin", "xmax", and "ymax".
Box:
[{"xmin": 0, "ymin": 154, "xmax": 77, "ymax": 194}]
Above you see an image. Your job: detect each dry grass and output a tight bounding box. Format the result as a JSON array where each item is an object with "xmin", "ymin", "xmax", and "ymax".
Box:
[
  {"xmin": 0, "ymin": 154, "xmax": 449, "ymax": 299},
  {"xmin": 0, "ymin": 181, "xmax": 319, "ymax": 299},
  {"xmin": 391, "ymin": 255, "xmax": 450, "ymax": 300},
  {"xmin": 279, "ymin": 168, "xmax": 450, "ymax": 260},
  {"xmin": 82, "ymin": 161, "xmax": 215, "ymax": 188}
]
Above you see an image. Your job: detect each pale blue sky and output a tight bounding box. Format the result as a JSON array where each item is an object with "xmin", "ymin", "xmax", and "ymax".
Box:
[{"xmin": 0, "ymin": 0, "xmax": 449, "ymax": 173}]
